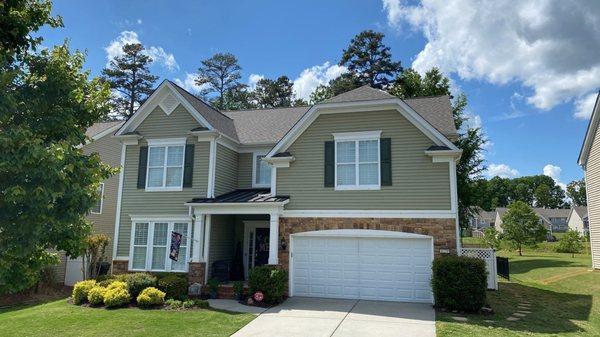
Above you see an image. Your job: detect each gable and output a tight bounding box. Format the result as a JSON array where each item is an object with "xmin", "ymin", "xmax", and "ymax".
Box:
[{"xmin": 136, "ymin": 104, "xmax": 202, "ymax": 138}]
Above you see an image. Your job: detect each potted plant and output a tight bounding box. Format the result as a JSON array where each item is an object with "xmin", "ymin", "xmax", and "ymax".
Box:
[
  {"xmin": 207, "ymin": 278, "xmax": 220, "ymax": 299},
  {"xmin": 233, "ymin": 281, "xmax": 244, "ymax": 301}
]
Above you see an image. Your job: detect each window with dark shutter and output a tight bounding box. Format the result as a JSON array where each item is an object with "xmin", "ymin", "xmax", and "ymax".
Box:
[
  {"xmin": 183, "ymin": 144, "xmax": 194, "ymax": 187},
  {"xmin": 380, "ymin": 138, "xmax": 392, "ymax": 186},
  {"xmin": 137, "ymin": 146, "xmax": 148, "ymax": 189},
  {"xmin": 324, "ymin": 141, "xmax": 335, "ymax": 187}
]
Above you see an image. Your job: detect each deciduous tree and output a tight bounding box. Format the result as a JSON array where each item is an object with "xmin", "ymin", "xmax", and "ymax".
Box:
[
  {"xmin": 556, "ymin": 230, "xmax": 583, "ymax": 258},
  {"xmin": 501, "ymin": 201, "xmax": 547, "ymax": 256},
  {"xmin": 567, "ymin": 179, "xmax": 587, "ymax": 206}
]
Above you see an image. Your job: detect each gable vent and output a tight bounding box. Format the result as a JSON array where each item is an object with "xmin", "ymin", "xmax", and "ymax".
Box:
[{"xmin": 159, "ymin": 93, "xmax": 179, "ymax": 115}]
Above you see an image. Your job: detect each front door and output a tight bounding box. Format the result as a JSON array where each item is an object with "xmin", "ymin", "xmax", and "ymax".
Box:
[{"xmin": 254, "ymin": 228, "xmax": 270, "ymax": 267}]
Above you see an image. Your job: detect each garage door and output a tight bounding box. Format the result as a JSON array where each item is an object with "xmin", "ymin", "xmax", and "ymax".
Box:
[{"xmin": 290, "ymin": 230, "xmax": 433, "ymax": 303}]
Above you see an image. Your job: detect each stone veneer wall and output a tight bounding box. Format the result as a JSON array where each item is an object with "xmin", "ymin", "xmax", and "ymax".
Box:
[
  {"xmin": 112, "ymin": 260, "xmax": 128, "ymax": 275},
  {"xmin": 277, "ymin": 217, "xmax": 457, "ymax": 272}
]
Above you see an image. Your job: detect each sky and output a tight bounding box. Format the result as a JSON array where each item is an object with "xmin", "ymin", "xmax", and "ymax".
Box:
[{"xmin": 40, "ymin": 0, "xmax": 600, "ymax": 186}]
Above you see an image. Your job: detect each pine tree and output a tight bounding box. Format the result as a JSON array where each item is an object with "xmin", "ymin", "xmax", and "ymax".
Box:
[
  {"xmin": 195, "ymin": 53, "xmax": 242, "ymax": 109},
  {"xmin": 102, "ymin": 43, "xmax": 158, "ymax": 119}
]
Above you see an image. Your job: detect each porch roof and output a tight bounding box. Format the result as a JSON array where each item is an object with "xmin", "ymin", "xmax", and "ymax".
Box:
[{"xmin": 188, "ymin": 188, "xmax": 289, "ymax": 204}]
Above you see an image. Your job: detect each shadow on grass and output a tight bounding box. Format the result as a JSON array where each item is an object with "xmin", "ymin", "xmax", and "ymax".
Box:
[
  {"xmin": 509, "ymin": 258, "xmax": 582, "ymax": 275},
  {"xmin": 438, "ymin": 282, "xmax": 592, "ymax": 335},
  {"xmin": 0, "ymin": 297, "xmax": 69, "ymax": 314}
]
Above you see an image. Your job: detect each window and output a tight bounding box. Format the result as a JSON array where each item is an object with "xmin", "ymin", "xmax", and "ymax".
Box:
[
  {"xmin": 146, "ymin": 139, "xmax": 186, "ymax": 191},
  {"xmin": 130, "ymin": 220, "xmax": 191, "ymax": 272},
  {"xmin": 90, "ymin": 183, "xmax": 104, "ymax": 214},
  {"xmin": 334, "ymin": 131, "xmax": 381, "ymax": 190},
  {"xmin": 253, "ymin": 153, "xmax": 271, "ymax": 187}
]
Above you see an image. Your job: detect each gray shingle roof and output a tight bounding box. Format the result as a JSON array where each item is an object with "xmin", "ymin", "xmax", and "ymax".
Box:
[
  {"xmin": 573, "ymin": 206, "xmax": 588, "ymax": 219},
  {"xmin": 323, "ymin": 85, "xmax": 396, "ymax": 103},
  {"xmin": 169, "ymin": 81, "xmax": 239, "ymax": 142},
  {"xmin": 496, "ymin": 207, "xmax": 570, "ymax": 220},
  {"xmin": 403, "ymin": 95, "xmax": 458, "ymax": 139},
  {"xmin": 222, "ymin": 106, "xmax": 308, "ymax": 145},
  {"xmin": 85, "ymin": 121, "xmax": 123, "ymax": 138}
]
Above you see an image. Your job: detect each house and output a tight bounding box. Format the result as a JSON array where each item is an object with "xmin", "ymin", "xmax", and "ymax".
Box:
[
  {"xmin": 468, "ymin": 208, "xmax": 496, "ymax": 230},
  {"xmin": 567, "ymin": 206, "xmax": 589, "ymax": 235},
  {"xmin": 70, "ymin": 81, "xmax": 461, "ymax": 303},
  {"xmin": 495, "ymin": 207, "xmax": 570, "ymax": 237},
  {"xmin": 578, "ymin": 91, "xmax": 600, "ymax": 269},
  {"xmin": 55, "ymin": 121, "xmax": 124, "ymax": 286}
]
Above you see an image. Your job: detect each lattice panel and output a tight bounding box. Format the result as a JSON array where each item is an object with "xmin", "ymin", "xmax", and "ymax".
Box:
[{"xmin": 461, "ymin": 248, "xmax": 494, "ymax": 260}]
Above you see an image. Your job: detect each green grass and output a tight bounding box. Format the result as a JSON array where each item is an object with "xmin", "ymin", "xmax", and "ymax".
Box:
[
  {"xmin": 0, "ymin": 300, "xmax": 255, "ymax": 337},
  {"xmin": 437, "ymin": 250, "xmax": 599, "ymax": 336}
]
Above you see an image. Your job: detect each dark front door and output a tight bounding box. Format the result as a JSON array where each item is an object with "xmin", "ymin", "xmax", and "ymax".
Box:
[{"xmin": 254, "ymin": 228, "xmax": 270, "ymax": 267}]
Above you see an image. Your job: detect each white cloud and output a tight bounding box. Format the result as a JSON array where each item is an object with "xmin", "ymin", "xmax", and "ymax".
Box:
[
  {"xmin": 574, "ymin": 92, "xmax": 598, "ymax": 120},
  {"xmin": 486, "ymin": 163, "xmax": 519, "ymax": 179},
  {"xmin": 173, "ymin": 73, "xmax": 209, "ymax": 94},
  {"xmin": 543, "ymin": 164, "xmax": 566, "ymax": 191},
  {"xmin": 384, "ymin": 0, "xmax": 600, "ymax": 113},
  {"xmin": 105, "ymin": 31, "xmax": 179, "ymax": 71},
  {"xmin": 248, "ymin": 74, "xmax": 265, "ymax": 90},
  {"xmin": 137, "ymin": 18, "xmax": 143, "ymax": 25},
  {"xmin": 292, "ymin": 62, "xmax": 348, "ymax": 100}
]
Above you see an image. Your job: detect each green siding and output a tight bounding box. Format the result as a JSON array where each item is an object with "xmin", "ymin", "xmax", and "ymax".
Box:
[
  {"xmin": 277, "ymin": 110, "xmax": 451, "ymax": 210},
  {"xmin": 116, "ymin": 104, "xmax": 209, "ymax": 256},
  {"xmin": 207, "ymin": 215, "xmax": 235, "ymax": 278},
  {"xmin": 136, "ymin": 104, "xmax": 202, "ymax": 137},
  {"xmin": 215, "ymin": 144, "xmax": 238, "ymax": 196},
  {"xmin": 238, "ymin": 153, "xmax": 253, "ymax": 189}
]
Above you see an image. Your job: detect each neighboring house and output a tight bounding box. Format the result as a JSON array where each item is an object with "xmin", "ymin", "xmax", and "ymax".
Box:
[
  {"xmin": 578, "ymin": 91, "xmax": 600, "ymax": 269},
  {"xmin": 495, "ymin": 207, "xmax": 570, "ymax": 237},
  {"xmin": 468, "ymin": 208, "xmax": 496, "ymax": 230},
  {"xmin": 56, "ymin": 121, "xmax": 124, "ymax": 286},
  {"xmin": 567, "ymin": 206, "xmax": 589, "ymax": 235},
  {"xmin": 84, "ymin": 81, "xmax": 461, "ymax": 303}
]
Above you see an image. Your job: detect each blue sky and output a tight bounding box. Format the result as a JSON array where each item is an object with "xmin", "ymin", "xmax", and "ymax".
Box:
[{"xmin": 41, "ymin": 0, "xmax": 600, "ymax": 186}]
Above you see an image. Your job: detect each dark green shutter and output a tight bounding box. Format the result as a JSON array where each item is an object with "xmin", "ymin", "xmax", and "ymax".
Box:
[
  {"xmin": 380, "ymin": 138, "xmax": 392, "ymax": 186},
  {"xmin": 183, "ymin": 144, "xmax": 194, "ymax": 188},
  {"xmin": 137, "ymin": 146, "xmax": 148, "ymax": 189},
  {"xmin": 324, "ymin": 141, "xmax": 335, "ymax": 187}
]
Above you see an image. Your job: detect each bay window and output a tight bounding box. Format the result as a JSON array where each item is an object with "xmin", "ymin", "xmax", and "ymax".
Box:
[{"xmin": 130, "ymin": 219, "xmax": 191, "ymax": 272}]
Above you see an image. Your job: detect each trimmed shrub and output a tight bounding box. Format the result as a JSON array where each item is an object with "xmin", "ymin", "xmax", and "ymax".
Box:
[
  {"xmin": 182, "ymin": 299, "xmax": 195, "ymax": 309},
  {"xmin": 87, "ymin": 286, "xmax": 107, "ymax": 306},
  {"xmin": 193, "ymin": 299, "xmax": 209, "ymax": 309},
  {"xmin": 136, "ymin": 287, "xmax": 165, "ymax": 308},
  {"xmin": 115, "ymin": 273, "xmax": 157, "ymax": 299},
  {"xmin": 103, "ymin": 281, "xmax": 131, "ymax": 308},
  {"xmin": 72, "ymin": 280, "xmax": 97, "ymax": 305},
  {"xmin": 95, "ymin": 275, "xmax": 114, "ymax": 287},
  {"xmin": 248, "ymin": 266, "xmax": 287, "ymax": 304},
  {"xmin": 157, "ymin": 274, "xmax": 188, "ymax": 300},
  {"xmin": 432, "ymin": 255, "xmax": 487, "ymax": 312},
  {"xmin": 165, "ymin": 299, "xmax": 183, "ymax": 310}
]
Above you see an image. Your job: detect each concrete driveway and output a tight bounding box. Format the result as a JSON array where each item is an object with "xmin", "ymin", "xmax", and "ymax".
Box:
[{"xmin": 231, "ymin": 297, "xmax": 435, "ymax": 337}]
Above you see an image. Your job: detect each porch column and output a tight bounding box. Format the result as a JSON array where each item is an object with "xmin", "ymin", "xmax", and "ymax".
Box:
[
  {"xmin": 268, "ymin": 212, "xmax": 279, "ymax": 265},
  {"xmin": 192, "ymin": 214, "xmax": 205, "ymax": 262}
]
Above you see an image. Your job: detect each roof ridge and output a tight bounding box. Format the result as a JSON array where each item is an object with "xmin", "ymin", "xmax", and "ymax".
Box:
[
  {"xmin": 168, "ymin": 80, "xmax": 234, "ymax": 121},
  {"xmin": 222, "ymin": 105, "xmax": 311, "ymax": 113},
  {"xmin": 403, "ymin": 94, "xmax": 450, "ymax": 100}
]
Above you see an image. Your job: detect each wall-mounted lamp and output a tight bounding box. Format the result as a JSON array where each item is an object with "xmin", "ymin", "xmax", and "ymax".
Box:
[{"xmin": 280, "ymin": 237, "xmax": 287, "ymax": 251}]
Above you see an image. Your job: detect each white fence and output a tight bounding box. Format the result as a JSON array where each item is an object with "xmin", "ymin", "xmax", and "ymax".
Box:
[{"xmin": 460, "ymin": 248, "xmax": 498, "ymax": 290}]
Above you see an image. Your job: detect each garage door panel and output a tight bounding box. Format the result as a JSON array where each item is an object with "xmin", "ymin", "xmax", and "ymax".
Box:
[{"xmin": 291, "ymin": 235, "xmax": 433, "ymax": 303}]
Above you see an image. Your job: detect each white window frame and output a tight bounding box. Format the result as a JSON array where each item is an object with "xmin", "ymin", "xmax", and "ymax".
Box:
[
  {"xmin": 91, "ymin": 183, "xmax": 104, "ymax": 214},
  {"xmin": 252, "ymin": 152, "xmax": 271, "ymax": 188},
  {"xmin": 333, "ymin": 131, "xmax": 381, "ymax": 191},
  {"xmin": 129, "ymin": 218, "xmax": 191, "ymax": 272},
  {"xmin": 145, "ymin": 138, "xmax": 187, "ymax": 192}
]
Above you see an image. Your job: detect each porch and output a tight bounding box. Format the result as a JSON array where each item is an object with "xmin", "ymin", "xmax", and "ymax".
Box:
[{"xmin": 185, "ymin": 189, "xmax": 289, "ymax": 285}]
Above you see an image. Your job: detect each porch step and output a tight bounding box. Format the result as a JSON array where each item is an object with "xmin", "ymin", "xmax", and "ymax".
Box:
[{"xmin": 217, "ymin": 284, "xmax": 249, "ymax": 300}]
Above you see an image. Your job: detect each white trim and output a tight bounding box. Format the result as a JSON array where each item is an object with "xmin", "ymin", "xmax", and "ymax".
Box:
[
  {"xmin": 252, "ymin": 152, "xmax": 271, "ymax": 188},
  {"xmin": 334, "ymin": 137, "xmax": 380, "ymax": 191},
  {"xmin": 203, "ymin": 215, "xmax": 212, "ymax": 284},
  {"xmin": 579, "ymin": 92, "xmax": 600, "ymax": 166},
  {"xmin": 281, "ymin": 209, "xmax": 456, "ymax": 218},
  {"xmin": 243, "ymin": 220, "xmax": 270, "ymax": 279},
  {"xmin": 112, "ymin": 143, "xmax": 127, "ymax": 259},
  {"xmin": 270, "ymin": 167, "xmax": 277, "ymax": 195},
  {"xmin": 291, "ymin": 229, "xmax": 433, "ymax": 239},
  {"xmin": 192, "ymin": 214, "xmax": 205, "ymax": 262},
  {"xmin": 90, "ymin": 183, "xmax": 104, "ymax": 214},
  {"xmin": 266, "ymin": 98, "xmax": 459, "ymax": 158},
  {"xmin": 207, "ymin": 138, "xmax": 217, "ymax": 197},
  {"xmin": 130, "ymin": 215, "xmax": 192, "ymax": 222},
  {"xmin": 115, "ymin": 81, "xmax": 215, "ymax": 137},
  {"xmin": 145, "ymin": 140, "xmax": 186, "ymax": 192},
  {"xmin": 268, "ymin": 212, "xmax": 279, "ymax": 265},
  {"xmin": 189, "ymin": 202, "xmax": 287, "ymax": 215},
  {"xmin": 332, "ymin": 130, "xmax": 382, "ymax": 141}
]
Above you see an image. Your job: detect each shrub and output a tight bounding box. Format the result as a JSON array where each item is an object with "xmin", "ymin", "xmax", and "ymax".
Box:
[
  {"xmin": 193, "ymin": 299, "xmax": 209, "ymax": 309},
  {"xmin": 157, "ymin": 274, "xmax": 188, "ymax": 300},
  {"xmin": 248, "ymin": 266, "xmax": 287, "ymax": 304},
  {"xmin": 87, "ymin": 286, "xmax": 107, "ymax": 306},
  {"xmin": 207, "ymin": 278, "xmax": 220, "ymax": 294},
  {"xmin": 432, "ymin": 255, "xmax": 487, "ymax": 312},
  {"xmin": 103, "ymin": 281, "xmax": 131, "ymax": 308},
  {"xmin": 556, "ymin": 230, "xmax": 584, "ymax": 257},
  {"xmin": 115, "ymin": 273, "xmax": 157, "ymax": 299},
  {"xmin": 233, "ymin": 280, "xmax": 244, "ymax": 297},
  {"xmin": 165, "ymin": 299, "xmax": 183, "ymax": 310},
  {"xmin": 136, "ymin": 287, "xmax": 165, "ymax": 308},
  {"xmin": 72, "ymin": 280, "xmax": 97, "ymax": 305},
  {"xmin": 182, "ymin": 299, "xmax": 195, "ymax": 309}
]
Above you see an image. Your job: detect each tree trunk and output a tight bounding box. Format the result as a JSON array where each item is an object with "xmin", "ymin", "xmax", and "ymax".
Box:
[{"xmin": 518, "ymin": 245, "xmax": 522, "ymax": 256}]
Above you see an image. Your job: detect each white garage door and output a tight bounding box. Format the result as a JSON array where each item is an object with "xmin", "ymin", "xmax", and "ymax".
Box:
[{"xmin": 291, "ymin": 230, "xmax": 433, "ymax": 303}]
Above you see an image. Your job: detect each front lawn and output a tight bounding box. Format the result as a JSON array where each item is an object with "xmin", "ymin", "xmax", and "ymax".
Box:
[
  {"xmin": 437, "ymin": 250, "xmax": 599, "ymax": 336},
  {"xmin": 0, "ymin": 299, "xmax": 254, "ymax": 337}
]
